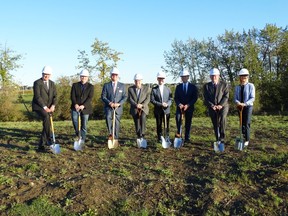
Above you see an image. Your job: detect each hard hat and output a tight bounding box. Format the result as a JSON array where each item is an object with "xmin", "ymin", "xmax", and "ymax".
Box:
[
  {"xmin": 80, "ymin": 69, "xmax": 89, "ymax": 77},
  {"xmin": 110, "ymin": 67, "xmax": 120, "ymax": 75},
  {"xmin": 134, "ymin": 73, "xmax": 143, "ymax": 80},
  {"xmin": 42, "ymin": 66, "xmax": 52, "ymax": 75},
  {"xmin": 180, "ymin": 68, "xmax": 189, "ymax": 77},
  {"xmin": 157, "ymin": 71, "xmax": 166, "ymax": 79},
  {"xmin": 238, "ymin": 68, "xmax": 249, "ymax": 76},
  {"xmin": 209, "ymin": 68, "xmax": 220, "ymax": 75}
]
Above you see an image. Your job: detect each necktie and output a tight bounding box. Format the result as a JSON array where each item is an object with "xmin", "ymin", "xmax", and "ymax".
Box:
[
  {"xmin": 213, "ymin": 83, "xmax": 217, "ymax": 97},
  {"xmin": 44, "ymin": 81, "xmax": 49, "ymax": 90},
  {"xmin": 113, "ymin": 82, "xmax": 116, "ymax": 93},
  {"xmin": 137, "ymin": 88, "xmax": 141, "ymax": 100},
  {"xmin": 183, "ymin": 83, "xmax": 187, "ymax": 93}
]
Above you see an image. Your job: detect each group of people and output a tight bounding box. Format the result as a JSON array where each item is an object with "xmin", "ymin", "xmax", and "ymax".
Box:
[{"xmin": 32, "ymin": 65, "xmax": 255, "ymax": 152}]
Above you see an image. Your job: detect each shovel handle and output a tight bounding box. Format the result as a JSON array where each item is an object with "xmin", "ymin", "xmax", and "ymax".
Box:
[
  {"xmin": 49, "ymin": 113, "xmax": 56, "ymax": 143},
  {"xmin": 78, "ymin": 111, "xmax": 81, "ymax": 138}
]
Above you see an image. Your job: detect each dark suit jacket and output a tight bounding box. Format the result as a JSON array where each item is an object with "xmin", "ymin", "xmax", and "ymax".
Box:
[
  {"xmin": 70, "ymin": 82, "xmax": 94, "ymax": 115},
  {"xmin": 150, "ymin": 84, "xmax": 172, "ymax": 114},
  {"xmin": 203, "ymin": 81, "xmax": 229, "ymax": 108},
  {"xmin": 128, "ymin": 84, "xmax": 150, "ymax": 115},
  {"xmin": 32, "ymin": 78, "xmax": 57, "ymax": 111},
  {"xmin": 101, "ymin": 81, "xmax": 127, "ymax": 115},
  {"xmin": 174, "ymin": 82, "xmax": 198, "ymax": 112}
]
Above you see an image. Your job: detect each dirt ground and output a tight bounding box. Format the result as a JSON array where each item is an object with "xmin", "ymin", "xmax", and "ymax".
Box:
[{"xmin": 0, "ymin": 117, "xmax": 287, "ymax": 215}]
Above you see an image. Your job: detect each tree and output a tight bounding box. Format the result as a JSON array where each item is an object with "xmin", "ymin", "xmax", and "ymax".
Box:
[
  {"xmin": 77, "ymin": 38, "xmax": 123, "ymax": 84},
  {"xmin": 0, "ymin": 44, "xmax": 23, "ymax": 87}
]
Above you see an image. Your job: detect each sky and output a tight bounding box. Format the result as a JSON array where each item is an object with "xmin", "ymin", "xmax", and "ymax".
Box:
[{"xmin": 1, "ymin": 0, "xmax": 287, "ymax": 86}]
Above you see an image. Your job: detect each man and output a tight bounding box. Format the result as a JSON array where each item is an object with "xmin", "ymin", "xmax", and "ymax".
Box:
[
  {"xmin": 150, "ymin": 70, "xmax": 173, "ymax": 142},
  {"xmin": 234, "ymin": 68, "xmax": 255, "ymax": 147},
  {"xmin": 174, "ymin": 68, "xmax": 198, "ymax": 143},
  {"xmin": 203, "ymin": 68, "xmax": 229, "ymax": 143},
  {"xmin": 101, "ymin": 67, "xmax": 127, "ymax": 141},
  {"xmin": 70, "ymin": 69, "xmax": 94, "ymax": 144},
  {"xmin": 32, "ymin": 66, "xmax": 57, "ymax": 152},
  {"xmin": 128, "ymin": 74, "xmax": 150, "ymax": 139}
]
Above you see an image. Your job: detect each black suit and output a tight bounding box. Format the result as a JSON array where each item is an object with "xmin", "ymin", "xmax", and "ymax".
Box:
[
  {"xmin": 150, "ymin": 84, "xmax": 173, "ymax": 140},
  {"xmin": 203, "ymin": 81, "xmax": 229, "ymax": 141},
  {"xmin": 32, "ymin": 78, "xmax": 57, "ymax": 147},
  {"xmin": 174, "ymin": 82, "xmax": 198, "ymax": 141},
  {"xmin": 70, "ymin": 82, "xmax": 94, "ymax": 140},
  {"xmin": 70, "ymin": 82, "xmax": 94, "ymax": 115}
]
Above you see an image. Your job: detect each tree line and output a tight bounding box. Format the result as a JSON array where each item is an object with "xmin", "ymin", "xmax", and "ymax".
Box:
[{"xmin": 0, "ymin": 23, "xmax": 287, "ymax": 121}]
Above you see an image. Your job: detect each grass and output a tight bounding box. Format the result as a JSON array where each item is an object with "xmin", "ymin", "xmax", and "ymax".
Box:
[{"xmin": 0, "ymin": 115, "xmax": 287, "ymax": 215}]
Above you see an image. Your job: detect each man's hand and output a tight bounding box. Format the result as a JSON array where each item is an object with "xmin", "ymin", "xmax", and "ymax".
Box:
[
  {"xmin": 137, "ymin": 104, "xmax": 143, "ymax": 109},
  {"xmin": 183, "ymin": 104, "xmax": 189, "ymax": 111},
  {"xmin": 50, "ymin": 105, "xmax": 55, "ymax": 112}
]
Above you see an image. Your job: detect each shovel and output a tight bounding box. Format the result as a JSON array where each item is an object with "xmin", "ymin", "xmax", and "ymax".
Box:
[
  {"xmin": 235, "ymin": 106, "xmax": 244, "ymax": 150},
  {"xmin": 174, "ymin": 110, "xmax": 184, "ymax": 148},
  {"xmin": 74, "ymin": 111, "xmax": 84, "ymax": 151},
  {"xmin": 136, "ymin": 109, "xmax": 147, "ymax": 148},
  {"xmin": 213, "ymin": 110, "xmax": 225, "ymax": 152},
  {"xmin": 161, "ymin": 112, "xmax": 171, "ymax": 148},
  {"xmin": 108, "ymin": 107, "xmax": 119, "ymax": 149},
  {"xmin": 49, "ymin": 113, "xmax": 61, "ymax": 154}
]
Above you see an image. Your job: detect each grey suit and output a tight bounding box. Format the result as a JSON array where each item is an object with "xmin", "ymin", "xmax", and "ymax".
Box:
[
  {"xmin": 101, "ymin": 81, "xmax": 127, "ymax": 139},
  {"xmin": 203, "ymin": 80, "xmax": 229, "ymax": 141},
  {"xmin": 150, "ymin": 84, "xmax": 173, "ymax": 140},
  {"xmin": 128, "ymin": 85, "xmax": 150, "ymax": 138}
]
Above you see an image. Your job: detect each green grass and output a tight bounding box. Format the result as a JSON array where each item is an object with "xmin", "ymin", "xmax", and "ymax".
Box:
[{"xmin": 0, "ymin": 116, "xmax": 287, "ymax": 215}]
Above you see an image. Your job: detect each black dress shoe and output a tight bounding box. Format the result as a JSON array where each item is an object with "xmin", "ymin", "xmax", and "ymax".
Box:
[
  {"xmin": 184, "ymin": 139, "xmax": 190, "ymax": 143},
  {"xmin": 37, "ymin": 145, "xmax": 46, "ymax": 152}
]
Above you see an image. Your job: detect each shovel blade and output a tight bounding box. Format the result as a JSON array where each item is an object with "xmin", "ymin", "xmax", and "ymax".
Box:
[
  {"xmin": 174, "ymin": 138, "xmax": 183, "ymax": 149},
  {"xmin": 50, "ymin": 144, "xmax": 61, "ymax": 154},
  {"xmin": 108, "ymin": 139, "xmax": 119, "ymax": 149},
  {"xmin": 235, "ymin": 138, "xmax": 244, "ymax": 150},
  {"xmin": 137, "ymin": 138, "xmax": 147, "ymax": 149},
  {"xmin": 219, "ymin": 142, "xmax": 225, "ymax": 152},
  {"xmin": 213, "ymin": 142, "xmax": 219, "ymax": 152},
  {"xmin": 74, "ymin": 139, "xmax": 84, "ymax": 151},
  {"xmin": 161, "ymin": 136, "xmax": 170, "ymax": 149}
]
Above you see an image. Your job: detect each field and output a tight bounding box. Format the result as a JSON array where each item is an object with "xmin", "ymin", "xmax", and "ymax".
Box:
[{"xmin": 0, "ymin": 115, "xmax": 287, "ymax": 215}]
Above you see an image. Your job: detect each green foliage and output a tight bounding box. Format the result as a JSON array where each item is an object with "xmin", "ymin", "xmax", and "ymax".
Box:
[
  {"xmin": 54, "ymin": 76, "xmax": 75, "ymax": 120},
  {"xmin": 163, "ymin": 24, "xmax": 288, "ymax": 114},
  {"xmin": 0, "ymin": 44, "xmax": 23, "ymax": 87},
  {"xmin": 77, "ymin": 38, "xmax": 123, "ymax": 84},
  {"xmin": 9, "ymin": 197, "xmax": 68, "ymax": 216},
  {"xmin": 0, "ymin": 87, "xmax": 24, "ymax": 121}
]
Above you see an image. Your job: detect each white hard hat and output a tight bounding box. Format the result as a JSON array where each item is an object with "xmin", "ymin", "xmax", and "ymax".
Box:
[
  {"xmin": 42, "ymin": 66, "xmax": 52, "ymax": 75},
  {"xmin": 134, "ymin": 73, "xmax": 143, "ymax": 80},
  {"xmin": 238, "ymin": 68, "xmax": 249, "ymax": 76},
  {"xmin": 110, "ymin": 67, "xmax": 120, "ymax": 75},
  {"xmin": 157, "ymin": 71, "xmax": 166, "ymax": 79},
  {"xmin": 180, "ymin": 68, "xmax": 189, "ymax": 77},
  {"xmin": 80, "ymin": 69, "xmax": 89, "ymax": 77},
  {"xmin": 209, "ymin": 68, "xmax": 220, "ymax": 75}
]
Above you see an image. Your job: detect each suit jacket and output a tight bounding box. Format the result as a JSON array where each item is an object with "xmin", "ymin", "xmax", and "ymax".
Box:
[
  {"xmin": 150, "ymin": 84, "xmax": 172, "ymax": 114},
  {"xmin": 234, "ymin": 83, "xmax": 255, "ymax": 106},
  {"xmin": 203, "ymin": 81, "xmax": 229, "ymax": 108},
  {"xmin": 32, "ymin": 78, "xmax": 57, "ymax": 111},
  {"xmin": 128, "ymin": 84, "xmax": 150, "ymax": 115},
  {"xmin": 174, "ymin": 82, "xmax": 198, "ymax": 112},
  {"xmin": 70, "ymin": 82, "xmax": 94, "ymax": 115},
  {"xmin": 101, "ymin": 81, "xmax": 127, "ymax": 115}
]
